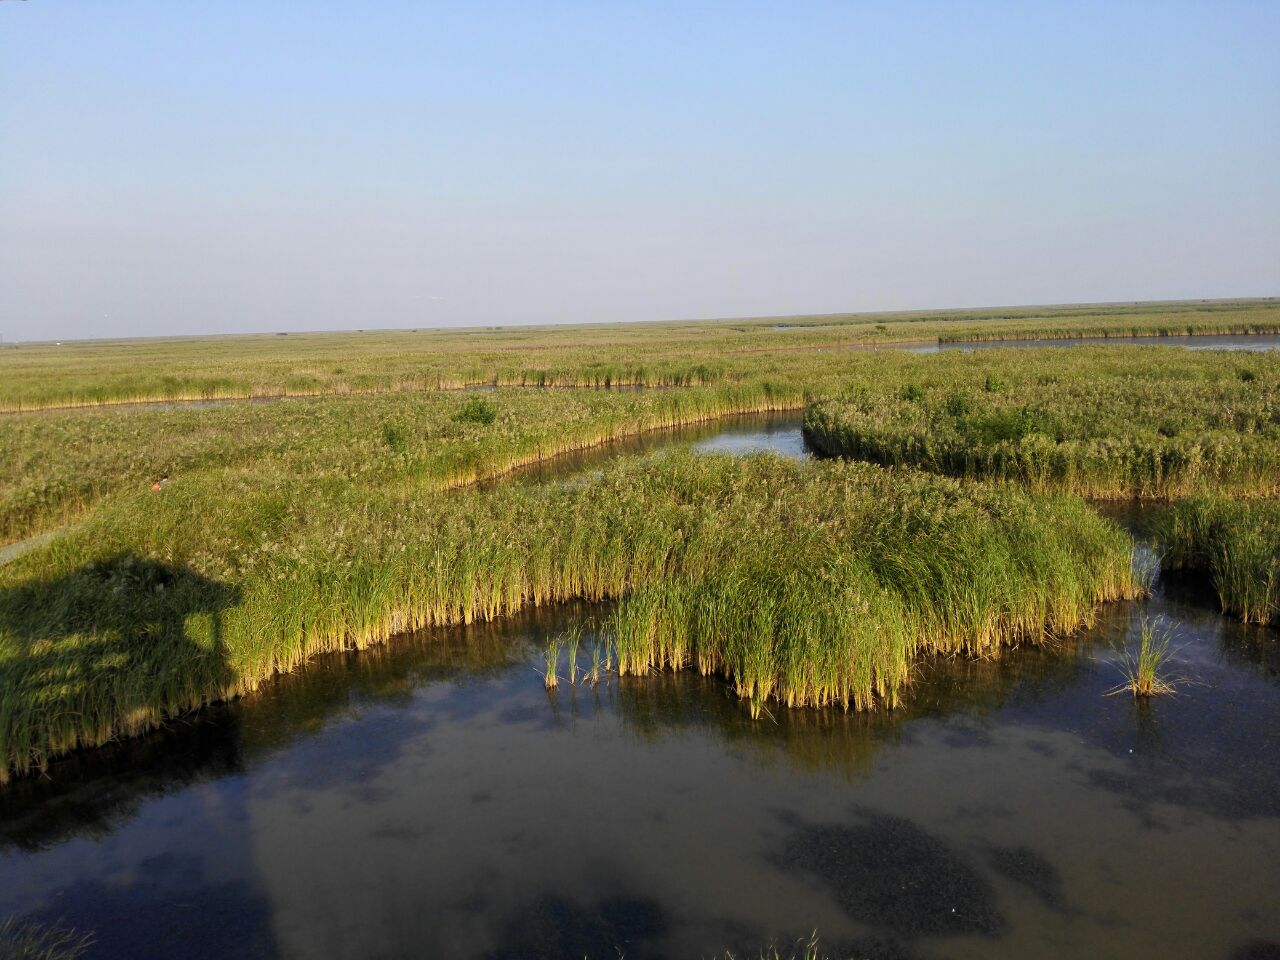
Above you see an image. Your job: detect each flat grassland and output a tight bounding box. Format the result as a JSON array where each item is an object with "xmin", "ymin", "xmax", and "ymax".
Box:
[
  {"xmin": 2, "ymin": 297, "xmax": 1276, "ymax": 411},
  {"xmin": 1, "ymin": 298, "xmax": 1277, "ymax": 782}
]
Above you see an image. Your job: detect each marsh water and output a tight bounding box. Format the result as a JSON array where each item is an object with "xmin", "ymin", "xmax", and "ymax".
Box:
[
  {"xmin": 906, "ymin": 333, "xmax": 1280, "ymax": 353},
  {"xmin": 3, "ymin": 415, "xmax": 1279, "ymax": 960}
]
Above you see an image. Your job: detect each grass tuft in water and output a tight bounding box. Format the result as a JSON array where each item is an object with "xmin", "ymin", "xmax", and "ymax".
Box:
[
  {"xmin": 1112, "ymin": 619, "xmax": 1178, "ymax": 697},
  {"xmin": 543, "ymin": 637, "xmax": 560, "ymax": 690}
]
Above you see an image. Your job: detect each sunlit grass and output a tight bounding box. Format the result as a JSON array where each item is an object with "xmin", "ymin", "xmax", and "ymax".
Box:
[
  {"xmin": 1, "ymin": 298, "xmax": 1274, "ymax": 412},
  {"xmin": 1158, "ymin": 497, "xmax": 1280, "ymax": 625},
  {"xmin": 1111, "ymin": 619, "xmax": 1178, "ymax": 697},
  {"xmin": 803, "ymin": 363, "xmax": 1280, "ymax": 500},
  {"xmin": 0, "ymin": 453, "xmax": 1141, "ymax": 782},
  {"xmin": 5, "ymin": 301, "xmax": 1274, "ymax": 783}
]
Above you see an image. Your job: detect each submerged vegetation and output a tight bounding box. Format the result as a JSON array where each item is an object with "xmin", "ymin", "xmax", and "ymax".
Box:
[
  {"xmin": 1159, "ymin": 498, "xmax": 1280, "ymax": 625},
  {"xmin": 712, "ymin": 933, "xmax": 825, "ymax": 960}
]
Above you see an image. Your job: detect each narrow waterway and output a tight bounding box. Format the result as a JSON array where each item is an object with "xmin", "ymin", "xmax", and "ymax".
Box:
[{"xmin": 1, "ymin": 415, "xmax": 1277, "ymax": 960}]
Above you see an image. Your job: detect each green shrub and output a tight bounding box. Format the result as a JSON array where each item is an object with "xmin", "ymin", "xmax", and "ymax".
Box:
[
  {"xmin": 454, "ymin": 396, "xmax": 497, "ymax": 425},
  {"xmin": 380, "ymin": 422, "xmax": 407, "ymax": 451}
]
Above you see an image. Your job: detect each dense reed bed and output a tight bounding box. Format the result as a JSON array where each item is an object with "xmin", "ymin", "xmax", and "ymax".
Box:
[
  {"xmin": 9, "ymin": 339, "xmax": 1277, "ymax": 547},
  {"xmin": 1, "ymin": 383, "xmax": 802, "ymax": 547},
  {"xmin": 1158, "ymin": 498, "xmax": 1280, "ymax": 625},
  {"xmin": 0, "ymin": 452, "xmax": 1139, "ymax": 782},
  {"xmin": 607, "ymin": 460, "xmax": 1138, "ymax": 715},
  {"xmin": 803, "ymin": 358, "xmax": 1280, "ymax": 499},
  {"xmin": 2, "ymin": 298, "xmax": 1274, "ymax": 411}
]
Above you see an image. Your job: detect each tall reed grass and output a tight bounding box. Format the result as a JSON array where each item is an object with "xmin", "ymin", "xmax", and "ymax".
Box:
[
  {"xmin": 8, "ymin": 338, "xmax": 1276, "ymax": 548},
  {"xmin": 608, "ymin": 458, "xmax": 1140, "ymax": 714},
  {"xmin": 1, "ymin": 383, "xmax": 804, "ymax": 547},
  {"xmin": 1158, "ymin": 497, "xmax": 1280, "ymax": 625},
  {"xmin": 7, "ymin": 311, "xmax": 1267, "ymax": 783},
  {"xmin": 0, "ymin": 451, "xmax": 1139, "ymax": 782},
  {"xmin": 804, "ymin": 367, "xmax": 1280, "ymax": 500}
]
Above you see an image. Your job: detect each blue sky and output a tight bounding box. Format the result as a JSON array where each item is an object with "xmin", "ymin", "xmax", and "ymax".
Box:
[{"xmin": 2, "ymin": 1, "xmax": 1277, "ymax": 340}]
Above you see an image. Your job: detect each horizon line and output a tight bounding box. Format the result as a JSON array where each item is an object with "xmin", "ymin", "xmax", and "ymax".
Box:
[{"xmin": 2, "ymin": 294, "xmax": 1277, "ymax": 348}]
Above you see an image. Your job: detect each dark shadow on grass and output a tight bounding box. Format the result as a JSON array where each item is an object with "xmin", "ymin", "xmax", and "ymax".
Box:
[{"xmin": 0, "ymin": 554, "xmax": 241, "ymax": 781}]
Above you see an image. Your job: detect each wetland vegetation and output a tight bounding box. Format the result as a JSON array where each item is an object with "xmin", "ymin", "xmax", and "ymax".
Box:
[
  {"xmin": 0, "ymin": 452, "xmax": 1138, "ymax": 781},
  {"xmin": 1, "ymin": 299, "xmax": 1280, "ymax": 959},
  {"xmin": 2, "ymin": 300, "xmax": 1279, "ymax": 783},
  {"xmin": 1159, "ymin": 497, "xmax": 1280, "ymax": 625},
  {"xmin": 1, "ymin": 298, "xmax": 1276, "ymax": 412},
  {"xmin": 802, "ymin": 352, "xmax": 1280, "ymax": 499}
]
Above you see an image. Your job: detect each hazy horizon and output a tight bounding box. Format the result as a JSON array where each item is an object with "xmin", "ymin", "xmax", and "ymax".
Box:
[
  {"xmin": 3, "ymin": 2, "xmax": 1278, "ymax": 342},
  {"xmin": 6, "ymin": 295, "xmax": 1280, "ymax": 347}
]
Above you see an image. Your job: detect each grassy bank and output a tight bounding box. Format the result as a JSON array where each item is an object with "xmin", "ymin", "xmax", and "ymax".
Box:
[
  {"xmin": 803, "ymin": 357, "xmax": 1280, "ymax": 499},
  {"xmin": 1158, "ymin": 498, "xmax": 1280, "ymax": 625},
  {"xmin": 0, "ymin": 453, "xmax": 1139, "ymax": 782}
]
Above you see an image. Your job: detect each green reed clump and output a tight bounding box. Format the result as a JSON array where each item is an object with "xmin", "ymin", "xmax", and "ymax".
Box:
[
  {"xmin": 1112, "ymin": 619, "xmax": 1178, "ymax": 697},
  {"xmin": 380, "ymin": 421, "xmax": 408, "ymax": 452},
  {"xmin": 454, "ymin": 396, "xmax": 497, "ymax": 425},
  {"xmin": 562, "ymin": 622, "xmax": 582, "ymax": 684},
  {"xmin": 1158, "ymin": 497, "xmax": 1280, "ymax": 625},
  {"xmin": 608, "ymin": 458, "xmax": 1139, "ymax": 715},
  {"xmin": 0, "ymin": 451, "xmax": 1139, "ymax": 781},
  {"xmin": 588, "ymin": 637, "xmax": 606, "ymax": 685},
  {"xmin": 543, "ymin": 637, "xmax": 560, "ymax": 689}
]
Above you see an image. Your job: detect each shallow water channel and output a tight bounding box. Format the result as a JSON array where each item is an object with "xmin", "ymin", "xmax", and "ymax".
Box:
[{"xmin": 2, "ymin": 415, "xmax": 1279, "ymax": 960}]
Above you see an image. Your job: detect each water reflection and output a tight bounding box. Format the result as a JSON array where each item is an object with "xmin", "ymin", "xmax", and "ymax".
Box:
[
  {"xmin": 1, "ymin": 575, "xmax": 1277, "ymax": 959},
  {"xmin": 491, "ymin": 411, "xmax": 807, "ymax": 486}
]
